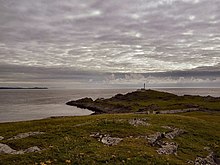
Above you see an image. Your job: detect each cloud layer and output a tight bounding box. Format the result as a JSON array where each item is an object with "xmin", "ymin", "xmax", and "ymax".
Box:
[{"xmin": 0, "ymin": 0, "xmax": 219, "ymax": 87}]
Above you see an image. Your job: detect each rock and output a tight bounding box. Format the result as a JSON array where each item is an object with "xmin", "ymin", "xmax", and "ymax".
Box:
[
  {"xmin": 147, "ymin": 132, "xmax": 164, "ymax": 146},
  {"xmin": 8, "ymin": 132, "xmax": 45, "ymax": 140},
  {"xmin": 101, "ymin": 136, "xmax": 122, "ymax": 146},
  {"xmin": 165, "ymin": 128, "xmax": 186, "ymax": 139},
  {"xmin": 0, "ymin": 136, "xmax": 4, "ymax": 140},
  {"xmin": 0, "ymin": 143, "xmax": 41, "ymax": 155},
  {"xmin": 157, "ymin": 142, "xmax": 178, "ymax": 155},
  {"xmin": 128, "ymin": 118, "xmax": 149, "ymax": 127},
  {"xmin": 161, "ymin": 126, "xmax": 173, "ymax": 130},
  {"xmin": 195, "ymin": 152, "xmax": 218, "ymax": 165},
  {"xmin": 24, "ymin": 146, "xmax": 41, "ymax": 153},
  {"xmin": 0, "ymin": 143, "xmax": 17, "ymax": 154},
  {"xmin": 90, "ymin": 133, "xmax": 122, "ymax": 146},
  {"xmin": 90, "ymin": 132, "xmax": 103, "ymax": 139}
]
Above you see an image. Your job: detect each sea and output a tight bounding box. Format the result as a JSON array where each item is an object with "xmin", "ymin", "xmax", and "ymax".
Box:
[{"xmin": 0, "ymin": 88, "xmax": 219, "ymax": 123}]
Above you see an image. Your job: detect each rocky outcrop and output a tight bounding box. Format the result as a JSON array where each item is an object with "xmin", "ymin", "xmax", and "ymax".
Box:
[
  {"xmin": 147, "ymin": 132, "xmax": 165, "ymax": 146},
  {"xmin": 128, "ymin": 118, "xmax": 149, "ymax": 127},
  {"xmin": 0, "ymin": 143, "xmax": 41, "ymax": 154},
  {"xmin": 0, "ymin": 136, "xmax": 4, "ymax": 140},
  {"xmin": 101, "ymin": 136, "xmax": 122, "ymax": 146},
  {"xmin": 90, "ymin": 132, "xmax": 122, "ymax": 146},
  {"xmin": 23, "ymin": 146, "xmax": 41, "ymax": 153},
  {"xmin": 0, "ymin": 143, "xmax": 17, "ymax": 154},
  {"xmin": 157, "ymin": 142, "xmax": 178, "ymax": 155},
  {"xmin": 195, "ymin": 152, "xmax": 219, "ymax": 165},
  {"xmin": 165, "ymin": 128, "xmax": 186, "ymax": 139},
  {"xmin": 66, "ymin": 98, "xmax": 132, "ymax": 114},
  {"xmin": 147, "ymin": 126, "xmax": 186, "ymax": 155},
  {"xmin": 8, "ymin": 132, "xmax": 45, "ymax": 140}
]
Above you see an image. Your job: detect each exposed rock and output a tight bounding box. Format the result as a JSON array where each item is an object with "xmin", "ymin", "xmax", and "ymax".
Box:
[
  {"xmin": 0, "ymin": 136, "xmax": 4, "ymax": 140},
  {"xmin": 24, "ymin": 146, "xmax": 41, "ymax": 153},
  {"xmin": 161, "ymin": 126, "xmax": 174, "ymax": 130},
  {"xmin": 101, "ymin": 136, "xmax": 122, "ymax": 146},
  {"xmin": 165, "ymin": 128, "xmax": 186, "ymax": 139},
  {"xmin": 147, "ymin": 132, "xmax": 164, "ymax": 146},
  {"xmin": 90, "ymin": 132, "xmax": 103, "ymax": 140},
  {"xmin": 0, "ymin": 143, "xmax": 17, "ymax": 154},
  {"xmin": 157, "ymin": 141, "xmax": 178, "ymax": 155},
  {"xmin": 0, "ymin": 143, "xmax": 41, "ymax": 155},
  {"xmin": 8, "ymin": 132, "xmax": 45, "ymax": 140},
  {"xmin": 195, "ymin": 152, "xmax": 218, "ymax": 165},
  {"xmin": 128, "ymin": 118, "xmax": 149, "ymax": 127},
  {"xmin": 66, "ymin": 97, "xmax": 132, "ymax": 114},
  {"xmin": 90, "ymin": 132, "xmax": 122, "ymax": 146}
]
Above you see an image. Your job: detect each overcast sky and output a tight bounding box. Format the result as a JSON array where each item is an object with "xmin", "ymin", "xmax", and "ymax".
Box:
[{"xmin": 0, "ymin": 0, "xmax": 219, "ymax": 88}]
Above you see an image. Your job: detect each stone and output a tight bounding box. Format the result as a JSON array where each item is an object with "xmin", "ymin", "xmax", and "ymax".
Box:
[
  {"xmin": 0, "ymin": 143, "xmax": 41, "ymax": 155},
  {"xmin": 90, "ymin": 132, "xmax": 103, "ymax": 139},
  {"xmin": 128, "ymin": 118, "xmax": 149, "ymax": 127},
  {"xmin": 90, "ymin": 133, "xmax": 122, "ymax": 146},
  {"xmin": 195, "ymin": 152, "xmax": 218, "ymax": 165},
  {"xmin": 165, "ymin": 128, "xmax": 186, "ymax": 139},
  {"xmin": 0, "ymin": 143, "xmax": 17, "ymax": 154},
  {"xmin": 0, "ymin": 136, "xmax": 4, "ymax": 140},
  {"xmin": 161, "ymin": 126, "xmax": 173, "ymax": 130},
  {"xmin": 101, "ymin": 136, "xmax": 122, "ymax": 146},
  {"xmin": 24, "ymin": 146, "xmax": 41, "ymax": 153},
  {"xmin": 157, "ymin": 142, "xmax": 178, "ymax": 155},
  {"xmin": 8, "ymin": 132, "xmax": 45, "ymax": 140},
  {"xmin": 147, "ymin": 132, "xmax": 164, "ymax": 146}
]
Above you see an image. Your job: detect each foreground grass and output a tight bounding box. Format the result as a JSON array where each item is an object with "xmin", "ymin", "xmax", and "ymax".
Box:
[{"xmin": 0, "ymin": 112, "xmax": 220, "ymax": 164}]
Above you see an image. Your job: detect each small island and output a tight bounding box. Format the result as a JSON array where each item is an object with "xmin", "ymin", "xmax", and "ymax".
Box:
[{"xmin": 66, "ymin": 89, "xmax": 220, "ymax": 114}]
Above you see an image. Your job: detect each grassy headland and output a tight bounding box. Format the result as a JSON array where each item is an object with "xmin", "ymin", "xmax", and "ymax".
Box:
[{"xmin": 66, "ymin": 89, "xmax": 220, "ymax": 114}]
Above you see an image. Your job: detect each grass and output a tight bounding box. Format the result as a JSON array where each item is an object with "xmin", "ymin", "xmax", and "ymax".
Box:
[{"xmin": 0, "ymin": 112, "xmax": 220, "ymax": 164}]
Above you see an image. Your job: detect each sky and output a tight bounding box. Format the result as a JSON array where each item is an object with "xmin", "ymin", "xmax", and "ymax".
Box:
[{"xmin": 0, "ymin": 0, "xmax": 219, "ymax": 88}]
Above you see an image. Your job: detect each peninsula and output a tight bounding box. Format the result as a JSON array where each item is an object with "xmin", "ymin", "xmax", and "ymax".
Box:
[{"xmin": 66, "ymin": 89, "xmax": 220, "ymax": 114}]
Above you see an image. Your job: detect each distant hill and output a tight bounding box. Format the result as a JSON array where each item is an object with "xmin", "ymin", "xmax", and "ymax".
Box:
[{"xmin": 0, "ymin": 87, "xmax": 48, "ymax": 89}]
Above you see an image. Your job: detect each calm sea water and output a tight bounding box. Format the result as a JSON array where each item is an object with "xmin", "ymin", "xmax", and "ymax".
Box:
[{"xmin": 0, "ymin": 88, "xmax": 219, "ymax": 123}]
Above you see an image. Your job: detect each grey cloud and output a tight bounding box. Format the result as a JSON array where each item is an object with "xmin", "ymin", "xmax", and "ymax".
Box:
[{"xmin": 0, "ymin": 0, "xmax": 220, "ymax": 87}]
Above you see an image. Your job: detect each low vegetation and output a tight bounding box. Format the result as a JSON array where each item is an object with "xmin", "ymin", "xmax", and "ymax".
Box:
[{"xmin": 0, "ymin": 112, "xmax": 220, "ymax": 164}]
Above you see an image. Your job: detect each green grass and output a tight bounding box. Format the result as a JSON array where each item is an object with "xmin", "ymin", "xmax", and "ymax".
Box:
[{"xmin": 0, "ymin": 112, "xmax": 220, "ymax": 164}]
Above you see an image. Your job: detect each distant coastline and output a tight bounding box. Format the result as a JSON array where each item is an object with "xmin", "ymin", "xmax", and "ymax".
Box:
[{"xmin": 0, "ymin": 87, "xmax": 48, "ymax": 89}]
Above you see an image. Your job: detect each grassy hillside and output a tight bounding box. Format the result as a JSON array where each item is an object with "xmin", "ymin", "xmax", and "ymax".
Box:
[{"xmin": 0, "ymin": 112, "xmax": 220, "ymax": 164}]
